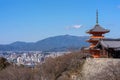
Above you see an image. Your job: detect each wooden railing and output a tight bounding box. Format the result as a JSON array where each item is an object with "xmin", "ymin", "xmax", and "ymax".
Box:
[
  {"xmin": 90, "ymin": 45, "xmax": 96, "ymax": 48},
  {"xmin": 90, "ymin": 36, "xmax": 104, "ymax": 39}
]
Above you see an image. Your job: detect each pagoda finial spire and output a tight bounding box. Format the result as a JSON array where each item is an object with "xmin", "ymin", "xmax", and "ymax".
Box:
[{"xmin": 96, "ymin": 9, "xmax": 98, "ymax": 24}]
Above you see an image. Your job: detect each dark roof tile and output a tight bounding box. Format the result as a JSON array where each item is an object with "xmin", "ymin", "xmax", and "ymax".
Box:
[
  {"xmin": 97, "ymin": 39, "xmax": 120, "ymax": 48},
  {"xmin": 87, "ymin": 24, "xmax": 110, "ymax": 33}
]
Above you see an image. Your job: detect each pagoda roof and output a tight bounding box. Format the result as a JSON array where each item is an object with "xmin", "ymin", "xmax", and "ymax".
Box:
[
  {"xmin": 89, "ymin": 38, "xmax": 100, "ymax": 40},
  {"xmin": 87, "ymin": 24, "xmax": 110, "ymax": 33}
]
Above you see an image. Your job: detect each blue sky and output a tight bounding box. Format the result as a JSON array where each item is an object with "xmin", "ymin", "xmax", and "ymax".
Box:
[{"xmin": 0, "ymin": 0, "xmax": 120, "ymax": 44}]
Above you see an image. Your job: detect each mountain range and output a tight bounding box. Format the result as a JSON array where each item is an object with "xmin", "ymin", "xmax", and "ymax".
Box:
[{"xmin": 0, "ymin": 35, "xmax": 89, "ymax": 51}]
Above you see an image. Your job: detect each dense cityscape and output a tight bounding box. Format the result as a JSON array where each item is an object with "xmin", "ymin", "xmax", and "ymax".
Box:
[{"xmin": 0, "ymin": 51, "xmax": 70, "ymax": 67}]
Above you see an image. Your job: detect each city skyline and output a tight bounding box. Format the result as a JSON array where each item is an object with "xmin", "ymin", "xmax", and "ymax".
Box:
[{"xmin": 0, "ymin": 0, "xmax": 120, "ymax": 44}]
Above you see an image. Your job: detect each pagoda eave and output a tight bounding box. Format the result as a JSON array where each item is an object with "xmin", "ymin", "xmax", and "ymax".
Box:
[
  {"xmin": 86, "ymin": 31, "xmax": 109, "ymax": 34},
  {"xmin": 86, "ymin": 40, "xmax": 98, "ymax": 42}
]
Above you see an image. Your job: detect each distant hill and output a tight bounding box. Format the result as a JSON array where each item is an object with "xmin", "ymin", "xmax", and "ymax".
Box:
[{"xmin": 0, "ymin": 35, "xmax": 89, "ymax": 51}]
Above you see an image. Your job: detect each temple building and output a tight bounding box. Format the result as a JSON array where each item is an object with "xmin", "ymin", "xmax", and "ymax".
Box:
[
  {"xmin": 86, "ymin": 10, "xmax": 110, "ymax": 58},
  {"xmin": 95, "ymin": 39, "xmax": 120, "ymax": 58}
]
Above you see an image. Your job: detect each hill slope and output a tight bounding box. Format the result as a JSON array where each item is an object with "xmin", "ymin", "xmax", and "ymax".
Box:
[{"xmin": 76, "ymin": 58, "xmax": 120, "ymax": 80}]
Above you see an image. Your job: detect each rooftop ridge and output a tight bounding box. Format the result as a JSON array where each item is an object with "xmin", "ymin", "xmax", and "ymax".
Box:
[{"xmin": 101, "ymin": 38, "xmax": 120, "ymax": 41}]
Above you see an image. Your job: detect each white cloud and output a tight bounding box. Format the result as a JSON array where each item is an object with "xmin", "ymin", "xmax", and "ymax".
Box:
[
  {"xmin": 66, "ymin": 24, "xmax": 83, "ymax": 30},
  {"xmin": 72, "ymin": 25, "xmax": 82, "ymax": 29}
]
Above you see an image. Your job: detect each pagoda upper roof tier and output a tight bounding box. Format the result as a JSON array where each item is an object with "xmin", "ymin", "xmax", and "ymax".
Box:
[{"xmin": 86, "ymin": 24, "xmax": 110, "ymax": 33}]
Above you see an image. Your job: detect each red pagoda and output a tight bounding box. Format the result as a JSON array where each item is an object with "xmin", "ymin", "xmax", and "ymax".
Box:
[{"xmin": 86, "ymin": 10, "xmax": 110, "ymax": 58}]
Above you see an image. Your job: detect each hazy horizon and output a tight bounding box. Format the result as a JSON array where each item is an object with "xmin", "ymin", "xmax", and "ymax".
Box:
[{"xmin": 0, "ymin": 0, "xmax": 120, "ymax": 44}]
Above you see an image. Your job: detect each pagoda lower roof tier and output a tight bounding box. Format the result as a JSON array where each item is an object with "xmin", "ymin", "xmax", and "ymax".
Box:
[
  {"xmin": 86, "ymin": 38, "xmax": 99, "ymax": 42},
  {"xmin": 90, "ymin": 48, "xmax": 100, "ymax": 51}
]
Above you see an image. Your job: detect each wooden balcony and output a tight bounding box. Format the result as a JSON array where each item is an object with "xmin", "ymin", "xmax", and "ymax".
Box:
[
  {"xmin": 90, "ymin": 36, "xmax": 104, "ymax": 39},
  {"xmin": 90, "ymin": 45, "xmax": 96, "ymax": 48}
]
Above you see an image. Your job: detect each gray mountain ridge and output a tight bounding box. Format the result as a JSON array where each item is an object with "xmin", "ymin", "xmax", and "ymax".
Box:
[{"xmin": 0, "ymin": 35, "xmax": 89, "ymax": 51}]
